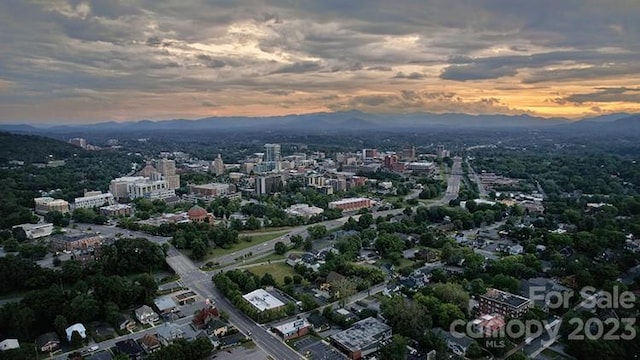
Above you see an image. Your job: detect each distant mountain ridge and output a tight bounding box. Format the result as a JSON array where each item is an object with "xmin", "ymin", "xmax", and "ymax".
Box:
[{"xmin": 0, "ymin": 110, "xmax": 637, "ymax": 135}]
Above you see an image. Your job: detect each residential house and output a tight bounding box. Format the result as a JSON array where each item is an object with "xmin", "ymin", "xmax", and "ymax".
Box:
[
  {"xmin": 286, "ymin": 253, "xmax": 301, "ymax": 267},
  {"xmin": 208, "ymin": 319, "xmax": 229, "ymax": 337},
  {"xmin": 36, "ymin": 332, "xmax": 60, "ymax": 353},
  {"xmin": 432, "ymin": 328, "xmax": 475, "ymax": 357},
  {"xmin": 156, "ymin": 323, "xmax": 185, "ymax": 345},
  {"xmin": 0, "ymin": 339, "xmax": 19, "ymax": 352},
  {"xmin": 140, "ymin": 334, "xmax": 161, "ymax": 354},
  {"xmin": 508, "ymin": 244, "xmax": 524, "ymax": 255},
  {"xmin": 471, "ymin": 314, "xmax": 506, "ymax": 337},
  {"xmin": 192, "ymin": 306, "xmax": 220, "ymax": 330},
  {"xmin": 306, "ymin": 312, "xmax": 330, "ymax": 332},
  {"xmin": 319, "ymin": 271, "xmax": 346, "ymax": 292},
  {"xmin": 117, "ymin": 314, "xmax": 136, "ymax": 332},
  {"xmin": 520, "ymin": 277, "xmax": 572, "ymax": 311},
  {"xmin": 65, "ymin": 323, "xmax": 87, "ymax": 342},
  {"xmin": 135, "ymin": 305, "xmax": 159, "ymax": 325},
  {"xmin": 115, "ymin": 339, "xmax": 144, "ymax": 360}
]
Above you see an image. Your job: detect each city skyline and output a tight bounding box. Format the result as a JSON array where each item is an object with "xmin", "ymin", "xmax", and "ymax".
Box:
[{"xmin": 1, "ymin": 0, "xmax": 639, "ymax": 124}]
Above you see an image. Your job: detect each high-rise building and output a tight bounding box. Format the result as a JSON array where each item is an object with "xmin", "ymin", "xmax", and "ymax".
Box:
[
  {"xmin": 157, "ymin": 159, "xmax": 176, "ymax": 176},
  {"xmin": 255, "ymin": 174, "xmax": 283, "ymax": 195},
  {"xmin": 210, "ymin": 154, "xmax": 225, "ymax": 176},
  {"xmin": 157, "ymin": 159, "xmax": 180, "ymax": 190},
  {"xmin": 402, "ymin": 146, "xmax": 416, "ymax": 160},
  {"xmin": 264, "ymin": 144, "xmax": 281, "ymax": 171},
  {"xmin": 362, "ymin": 148, "xmax": 377, "ymax": 160},
  {"xmin": 436, "ymin": 145, "xmax": 450, "ymax": 159}
]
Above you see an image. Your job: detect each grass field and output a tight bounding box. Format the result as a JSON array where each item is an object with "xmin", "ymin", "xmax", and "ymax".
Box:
[
  {"xmin": 246, "ymin": 262, "xmax": 297, "ymax": 284},
  {"xmin": 202, "ymin": 231, "xmax": 289, "ymax": 259}
]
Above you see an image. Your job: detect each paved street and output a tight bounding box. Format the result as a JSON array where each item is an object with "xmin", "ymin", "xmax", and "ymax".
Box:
[{"xmin": 165, "ymin": 248, "xmax": 304, "ymax": 360}]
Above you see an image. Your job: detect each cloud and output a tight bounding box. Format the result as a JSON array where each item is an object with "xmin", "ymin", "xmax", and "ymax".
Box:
[
  {"xmin": 1, "ymin": 0, "xmax": 640, "ymax": 122},
  {"xmin": 394, "ymin": 72, "xmax": 426, "ymax": 80},
  {"xmin": 563, "ymin": 87, "xmax": 640, "ymax": 104},
  {"xmin": 270, "ymin": 61, "xmax": 323, "ymax": 74},
  {"xmin": 201, "ymin": 100, "xmax": 219, "ymax": 107}
]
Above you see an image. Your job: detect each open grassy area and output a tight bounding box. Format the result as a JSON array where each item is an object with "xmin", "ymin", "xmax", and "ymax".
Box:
[
  {"xmin": 246, "ymin": 262, "xmax": 297, "ymax": 284},
  {"xmin": 244, "ymin": 252, "xmax": 287, "ymax": 265},
  {"xmin": 202, "ymin": 231, "xmax": 289, "ymax": 259}
]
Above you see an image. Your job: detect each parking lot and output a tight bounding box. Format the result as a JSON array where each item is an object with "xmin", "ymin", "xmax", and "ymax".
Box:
[
  {"xmin": 211, "ymin": 343, "xmax": 270, "ymax": 360},
  {"xmin": 293, "ymin": 337, "xmax": 346, "ymax": 360}
]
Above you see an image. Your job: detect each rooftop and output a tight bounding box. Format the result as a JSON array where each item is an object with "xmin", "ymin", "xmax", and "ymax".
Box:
[
  {"xmin": 482, "ymin": 288, "xmax": 531, "ymax": 308},
  {"xmin": 330, "ymin": 317, "xmax": 391, "ymax": 351},
  {"xmin": 242, "ymin": 289, "xmax": 286, "ymax": 312},
  {"xmin": 273, "ymin": 318, "xmax": 310, "ymax": 335},
  {"xmin": 154, "ymin": 296, "xmax": 178, "ymax": 312},
  {"xmin": 329, "ymin": 197, "xmax": 371, "ymax": 205}
]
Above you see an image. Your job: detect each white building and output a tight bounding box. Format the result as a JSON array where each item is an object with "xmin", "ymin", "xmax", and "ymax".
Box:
[
  {"xmin": 109, "ymin": 176, "xmax": 147, "ymax": 200},
  {"xmin": 73, "ymin": 192, "xmax": 115, "ymax": 209},
  {"xmin": 0, "ymin": 339, "xmax": 19, "ymax": 352},
  {"xmin": 285, "ymin": 204, "xmax": 324, "ymax": 218},
  {"xmin": 12, "ymin": 223, "xmax": 53, "ymax": 239},
  {"xmin": 65, "ymin": 323, "xmax": 87, "ymax": 342},
  {"xmin": 407, "ymin": 161, "xmax": 436, "ymax": 173},
  {"xmin": 128, "ymin": 179, "xmax": 175, "ymax": 200},
  {"xmin": 242, "ymin": 289, "xmax": 286, "ymax": 312}
]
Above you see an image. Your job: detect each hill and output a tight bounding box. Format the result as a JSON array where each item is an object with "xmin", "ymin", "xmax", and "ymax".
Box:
[{"xmin": 0, "ymin": 132, "xmax": 84, "ymax": 165}]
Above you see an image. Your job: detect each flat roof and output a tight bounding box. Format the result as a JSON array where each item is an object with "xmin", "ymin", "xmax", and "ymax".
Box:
[
  {"xmin": 273, "ymin": 319, "xmax": 310, "ymax": 335},
  {"xmin": 329, "ymin": 197, "xmax": 371, "ymax": 205},
  {"xmin": 242, "ymin": 289, "xmax": 286, "ymax": 312},
  {"xmin": 482, "ymin": 288, "xmax": 531, "ymax": 308},
  {"xmin": 330, "ymin": 317, "xmax": 391, "ymax": 352},
  {"xmin": 154, "ymin": 296, "xmax": 177, "ymax": 311}
]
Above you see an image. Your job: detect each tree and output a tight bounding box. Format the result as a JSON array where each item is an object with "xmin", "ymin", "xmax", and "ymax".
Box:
[
  {"xmin": 330, "ymin": 278, "xmax": 356, "ymax": 306},
  {"xmin": 381, "ymin": 296, "xmax": 430, "ymax": 340},
  {"xmin": 303, "ymin": 238, "xmax": 313, "ymax": 251},
  {"xmin": 435, "ymin": 303, "xmax": 465, "ymax": 328},
  {"xmin": 299, "ymin": 294, "xmax": 317, "ymax": 311},
  {"xmin": 260, "ymin": 273, "xmax": 276, "ymax": 286},
  {"xmin": 54, "ymin": 315, "xmax": 68, "ymax": 339},
  {"xmin": 379, "ymin": 335, "xmax": 408, "ymax": 360},
  {"xmin": 431, "ymin": 282, "xmax": 470, "ymax": 312},
  {"xmin": 307, "ymin": 225, "xmax": 327, "ymax": 239},
  {"xmin": 70, "ymin": 330, "xmax": 84, "ymax": 347},
  {"xmin": 274, "ymin": 241, "xmax": 287, "ymax": 255},
  {"xmin": 290, "ymin": 234, "xmax": 303, "ymax": 248}
]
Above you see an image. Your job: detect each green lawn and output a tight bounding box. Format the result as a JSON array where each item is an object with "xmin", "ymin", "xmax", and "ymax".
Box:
[
  {"xmin": 246, "ymin": 262, "xmax": 297, "ymax": 284},
  {"xmin": 202, "ymin": 231, "xmax": 289, "ymax": 259},
  {"xmin": 244, "ymin": 252, "xmax": 287, "ymax": 265}
]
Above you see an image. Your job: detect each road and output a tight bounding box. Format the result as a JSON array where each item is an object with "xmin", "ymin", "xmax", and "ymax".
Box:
[
  {"xmin": 467, "ymin": 163, "xmax": 488, "ymax": 198},
  {"xmin": 444, "ymin": 157, "xmax": 463, "ymax": 203},
  {"xmin": 165, "ymin": 247, "xmax": 304, "ymax": 360}
]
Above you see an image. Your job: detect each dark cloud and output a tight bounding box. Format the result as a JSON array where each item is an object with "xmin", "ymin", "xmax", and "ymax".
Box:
[
  {"xmin": 394, "ymin": 72, "xmax": 426, "ymax": 80},
  {"xmin": 366, "ymin": 66, "xmax": 393, "ymax": 71},
  {"xmin": 563, "ymin": 87, "xmax": 640, "ymax": 104},
  {"xmin": 270, "ymin": 61, "xmax": 323, "ymax": 74}
]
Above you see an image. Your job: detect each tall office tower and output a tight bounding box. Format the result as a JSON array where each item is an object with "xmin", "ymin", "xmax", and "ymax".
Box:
[
  {"xmin": 157, "ymin": 159, "xmax": 180, "ymax": 190},
  {"xmin": 210, "ymin": 154, "xmax": 225, "ymax": 176},
  {"xmin": 264, "ymin": 144, "xmax": 281, "ymax": 171},
  {"xmin": 402, "ymin": 146, "xmax": 416, "ymax": 160}
]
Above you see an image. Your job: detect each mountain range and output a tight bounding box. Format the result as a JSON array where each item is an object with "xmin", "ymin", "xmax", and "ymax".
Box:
[{"xmin": 0, "ymin": 110, "xmax": 637, "ymax": 135}]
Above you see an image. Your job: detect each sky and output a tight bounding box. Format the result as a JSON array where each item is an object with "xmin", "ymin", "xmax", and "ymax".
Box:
[{"xmin": 1, "ymin": 0, "xmax": 639, "ymax": 124}]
